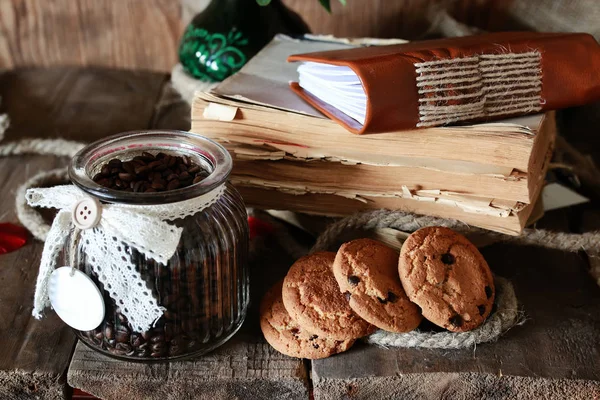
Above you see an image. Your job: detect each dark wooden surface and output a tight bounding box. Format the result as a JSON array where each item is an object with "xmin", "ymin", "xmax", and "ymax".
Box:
[
  {"xmin": 311, "ymin": 214, "xmax": 600, "ymax": 399},
  {"xmin": 1, "ymin": 67, "xmax": 600, "ymax": 400}
]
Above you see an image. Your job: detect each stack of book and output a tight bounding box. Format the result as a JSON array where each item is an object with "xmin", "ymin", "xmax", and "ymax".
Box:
[{"xmin": 189, "ymin": 35, "xmax": 556, "ymax": 235}]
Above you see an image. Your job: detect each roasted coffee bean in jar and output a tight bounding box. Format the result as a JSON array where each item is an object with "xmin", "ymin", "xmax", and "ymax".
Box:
[{"xmin": 64, "ymin": 130, "xmax": 249, "ymax": 361}]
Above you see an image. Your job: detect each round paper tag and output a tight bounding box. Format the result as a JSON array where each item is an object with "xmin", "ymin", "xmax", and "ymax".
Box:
[{"xmin": 48, "ymin": 267, "xmax": 105, "ymax": 331}]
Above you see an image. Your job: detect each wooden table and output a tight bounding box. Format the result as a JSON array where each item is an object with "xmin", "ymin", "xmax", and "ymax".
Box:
[{"xmin": 1, "ymin": 67, "xmax": 600, "ymax": 400}]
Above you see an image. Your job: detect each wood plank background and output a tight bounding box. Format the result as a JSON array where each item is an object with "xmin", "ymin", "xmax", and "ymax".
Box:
[{"xmin": 2, "ymin": 0, "xmax": 598, "ymax": 72}]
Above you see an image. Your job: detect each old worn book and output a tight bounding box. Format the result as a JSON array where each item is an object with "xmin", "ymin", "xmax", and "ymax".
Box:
[
  {"xmin": 189, "ymin": 35, "xmax": 556, "ymax": 235},
  {"xmin": 193, "ymin": 93, "xmax": 555, "ymax": 204},
  {"xmin": 288, "ymin": 32, "xmax": 600, "ymax": 133}
]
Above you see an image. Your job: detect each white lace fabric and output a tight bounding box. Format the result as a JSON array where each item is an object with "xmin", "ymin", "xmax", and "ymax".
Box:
[{"xmin": 26, "ymin": 184, "xmax": 225, "ymax": 332}]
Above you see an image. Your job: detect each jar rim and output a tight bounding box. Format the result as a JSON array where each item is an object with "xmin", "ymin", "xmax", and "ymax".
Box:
[{"xmin": 69, "ymin": 130, "xmax": 232, "ymax": 205}]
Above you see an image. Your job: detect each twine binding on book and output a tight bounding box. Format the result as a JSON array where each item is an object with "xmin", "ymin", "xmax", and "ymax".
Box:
[{"xmin": 416, "ymin": 52, "xmax": 543, "ymax": 127}]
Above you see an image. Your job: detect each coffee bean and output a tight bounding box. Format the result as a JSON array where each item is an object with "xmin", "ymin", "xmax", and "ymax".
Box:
[
  {"xmin": 147, "ymin": 160, "xmax": 163, "ymax": 170},
  {"xmin": 150, "ymin": 334, "xmax": 165, "ymax": 344},
  {"xmin": 130, "ymin": 334, "xmax": 143, "ymax": 347},
  {"xmin": 347, "ymin": 276, "xmax": 360, "ymax": 286},
  {"xmin": 179, "ymin": 171, "xmax": 190, "ymax": 180},
  {"xmin": 122, "ymin": 161, "xmax": 135, "ymax": 174},
  {"xmin": 188, "ymin": 165, "xmax": 201, "ymax": 174},
  {"xmin": 118, "ymin": 173, "xmax": 135, "ymax": 182},
  {"xmin": 104, "ymin": 326, "xmax": 114, "ymax": 340},
  {"xmin": 167, "ymin": 180, "xmax": 180, "ymax": 191},
  {"xmin": 151, "ymin": 342, "xmax": 166, "ymax": 352},
  {"xmin": 116, "ymin": 342, "xmax": 132, "ymax": 353},
  {"xmin": 101, "ymin": 165, "xmax": 111, "ymax": 176},
  {"xmin": 151, "ymin": 182, "xmax": 166, "ymax": 190},
  {"xmin": 108, "ymin": 159, "xmax": 122, "ymax": 167},
  {"xmin": 141, "ymin": 152, "xmax": 155, "ymax": 160},
  {"xmin": 136, "ymin": 166, "xmax": 152, "ymax": 176},
  {"xmin": 192, "ymin": 176, "xmax": 204, "ymax": 184},
  {"xmin": 115, "ymin": 327, "xmax": 130, "ymax": 343},
  {"xmin": 110, "ymin": 348, "xmax": 127, "ymax": 356}
]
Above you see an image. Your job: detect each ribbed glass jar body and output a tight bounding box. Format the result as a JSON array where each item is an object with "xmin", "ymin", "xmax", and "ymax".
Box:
[{"xmin": 64, "ymin": 130, "xmax": 249, "ymax": 361}]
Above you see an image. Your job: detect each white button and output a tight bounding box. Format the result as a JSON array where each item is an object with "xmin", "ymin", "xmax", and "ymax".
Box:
[
  {"xmin": 49, "ymin": 267, "xmax": 105, "ymax": 331},
  {"xmin": 71, "ymin": 198, "xmax": 102, "ymax": 229}
]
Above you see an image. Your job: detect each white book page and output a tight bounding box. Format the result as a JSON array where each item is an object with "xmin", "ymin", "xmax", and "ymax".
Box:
[{"xmin": 297, "ymin": 62, "xmax": 367, "ymax": 124}]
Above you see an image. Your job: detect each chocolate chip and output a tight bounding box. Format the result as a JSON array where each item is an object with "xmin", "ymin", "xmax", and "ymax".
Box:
[
  {"xmin": 290, "ymin": 328, "xmax": 299, "ymax": 336},
  {"xmin": 377, "ymin": 297, "xmax": 388, "ymax": 304},
  {"xmin": 344, "ymin": 291, "xmax": 351, "ymax": 301},
  {"xmin": 386, "ymin": 291, "xmax": 397, "ymax": 303},
  {"xmin": 312, "ymin": 343, "xmax": 319, "ymax": 349},
  {"xmin": 441, "ymin": 253, "xmax": 455, "ymax": 265},
  {"xmin": 485, "ymin": 286, "xmax": 493, "ymax": 299},
  {"xmin": 309, "ymin": 335, "xmax": 318, "ymax": 340},
  {"xmin": 449, "ymin": 314, "xmax": 463, "ymax": 327},
  {"xmin": 478, "ymin": 305, "xmax": 486, "ymax": 316},
  {"xmin": 347, "ymin": 276, "xmax": 360, "ymax": 286}
]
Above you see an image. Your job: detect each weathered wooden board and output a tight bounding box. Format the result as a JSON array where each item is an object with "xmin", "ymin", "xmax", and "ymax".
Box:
[
  {"xmin": 0, "ymin": 155, "xmax": 75, "ymax": 400},
  {"xmin": 311, "ymin": 214, "xmax": 600, "ymax": 399},
  {"xmin": 0, "ymin": 68, "xmax": 168, "ymax": 143},
  {"xmin": 0, "ymin": 0, "xmax": 182, "ymax": 71}
]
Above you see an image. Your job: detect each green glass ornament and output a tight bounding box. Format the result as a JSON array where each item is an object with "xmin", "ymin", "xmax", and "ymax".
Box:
[{"xmin": 179, "ymin": 0, "xmax": 310, "ymax": 82}]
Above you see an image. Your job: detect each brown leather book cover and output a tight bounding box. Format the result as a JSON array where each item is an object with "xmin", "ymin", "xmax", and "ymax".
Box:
[{"xmin": 288, "ymin": 32, "xmax": 600, "ymax": 134}]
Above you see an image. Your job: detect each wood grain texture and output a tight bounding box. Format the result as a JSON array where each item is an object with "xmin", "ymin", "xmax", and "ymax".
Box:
[
  {"xmin": 0, "ymin": 68, "xmax": 168, "ymax": 142},
  {"xmin": 0, "ymin": 0, "xmax": 183, "ymax": 71},
  {"xmin": 311, "ymin": 214, "xmax": 600, "ymax": 399},
  {"xmin": 0, "ymin": 154, "xmax": 76, "ymax": 400}
]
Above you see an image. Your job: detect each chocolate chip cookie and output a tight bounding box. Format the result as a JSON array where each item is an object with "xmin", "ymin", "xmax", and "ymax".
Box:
[
  {"xmin": 260, "ymin": 281, "xmax": 355, "ymax": 359},
  {"xmin": 333, "ymin": 239, "xmax": 422, "ymax": 333},
  {"xmin": 282, "ymin": 252, "xmax": 375, "ymax": 340},
  {"xmin": 399, "ymin": 226, "xmax": 495, "ymax": 332}
]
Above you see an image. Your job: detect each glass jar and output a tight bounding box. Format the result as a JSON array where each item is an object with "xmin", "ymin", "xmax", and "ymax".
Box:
[{"xmin": 65, "ymin": 130, "xmax": 249, "ymax": 361}]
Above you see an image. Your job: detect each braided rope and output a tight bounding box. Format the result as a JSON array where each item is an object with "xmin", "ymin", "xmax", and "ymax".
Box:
[
  {"xmin": 311, "ymin": 209, "xmax": 600, "ymax": 256},
  {"xmin": 365, "ymin": 276, "xmax": 521, "ymax": 348},
  {"xmin": 0, "ymin": 138, "xmax": 84, "ymax": 158}
]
